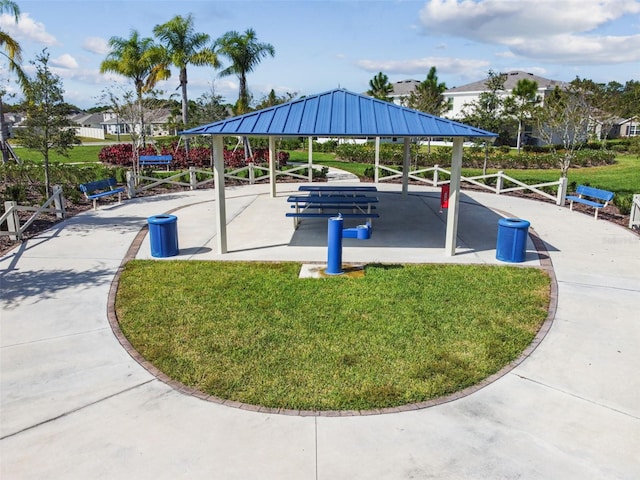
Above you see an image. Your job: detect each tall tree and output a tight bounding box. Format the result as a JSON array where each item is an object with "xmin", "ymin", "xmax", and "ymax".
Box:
[
  {"xmin": 254, "ymin": 89, "xmax": 297, "ymax": 110},
  {"xmin": 461, "ymin": 70, "xmax": 511, "ymax": 144},
  {"xmin": 100, "ymin": 30, "xmax": 169, "ymax": 146},
  {"xmin": 367, "ymin": 72, "xmax": 393, "ymax": 102},
  {"xmin": 406, "ymin": 66, "xmax": 449, "ymax": 115},
  {"xmin": 461, "ymin": 70, "xmax": 511, "ymax": 174},
  {"xmin": 16, "ymin": 50, "xmax": 80, "ymax": 197},
  {"xmin": 215, "ymin": 28, "xmax": 275, "ymax": 114},
  {"xmin": 537, "ymin": 82, "xmax": 592, "ymax": 177},
  {"xmin": 504, "ymin": 78, "xmax": 540, "ymax": 153},
  {"xmin": 153, "ymin": 14, "xmax": 219, "ymax": 130}
]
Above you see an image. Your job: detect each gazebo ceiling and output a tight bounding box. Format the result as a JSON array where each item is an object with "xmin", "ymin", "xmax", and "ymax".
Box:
[{"xmin": 180, "ymin": 88, "xmax": 497, "ymax": 139}]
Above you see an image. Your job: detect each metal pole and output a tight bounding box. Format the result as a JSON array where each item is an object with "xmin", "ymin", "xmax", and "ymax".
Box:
[{"xmin": 326, "ymin": 215, "xmax": 344, "ymax": 275}]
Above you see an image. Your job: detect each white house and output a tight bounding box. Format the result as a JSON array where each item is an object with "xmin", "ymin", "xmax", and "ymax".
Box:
[{"xmin": 443, "ymin": 71, "xmax": 567, "ymax": 120}]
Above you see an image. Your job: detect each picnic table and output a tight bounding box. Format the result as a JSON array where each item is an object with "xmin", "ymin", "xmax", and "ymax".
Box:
[{"xmin": 286, "ymin": 186, "xmax": 379, "ymax": 228}]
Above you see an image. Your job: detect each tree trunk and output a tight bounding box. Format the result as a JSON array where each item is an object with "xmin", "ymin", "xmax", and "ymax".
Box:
[
  {"xmin": 44, "ymin": 152, "xmax": 51, "ymax": 199},
  {"xmin": 483, "ymin": 143, "xmax": 489, "ymax": 177},
  {"xmin": 516, "ymin": 119, "xmax": 523, "ymax": 154},
  {"xmin": 0, "ymin": 96, "xmax": 8, "ymax": 164},
  {"xmin": 180, "ymin": 67, "xmax": 189, "ymax": 153},
  {"xmin": 138, "ymin": 91, "xmax": 146, "ymax": 148}
]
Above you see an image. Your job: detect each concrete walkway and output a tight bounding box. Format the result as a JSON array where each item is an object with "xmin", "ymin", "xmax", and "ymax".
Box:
[{"xmin": 1, "ymin": 182, "xmax": 639, "ymax": 479}]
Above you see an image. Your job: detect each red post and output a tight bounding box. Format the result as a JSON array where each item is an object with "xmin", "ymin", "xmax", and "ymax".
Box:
[{"xmin": 440, "ymin": 184, "xmax": 450, "ymax": 210}]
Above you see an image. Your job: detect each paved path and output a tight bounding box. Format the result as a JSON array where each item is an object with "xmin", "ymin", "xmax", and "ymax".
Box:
[{"xmin": 1, "ymin": 183, "xmax": 639, "ymax": 479}]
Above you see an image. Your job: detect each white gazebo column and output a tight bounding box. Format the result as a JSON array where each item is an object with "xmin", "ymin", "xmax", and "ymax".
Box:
[
  {"xmin": 402, "ymin": 137, "xmax": 410, "ymax": 196},
  {"xmin": 445, "ymin": 138, "xmax": 464, "ymax": 256},
  {"xmin": 212, "ymin": 136, "xmax": 227, "ymax": 254},
  {"xmin": 374, "ymin": 136, "xmax": 380, "ymax": 184},
  {"xmin": 269, "ymin": 136, "xmax": 277, "ymax": 198},
  {"xmin": 308, "ymin": 136, "xmax": 313, "ymax": 182}
]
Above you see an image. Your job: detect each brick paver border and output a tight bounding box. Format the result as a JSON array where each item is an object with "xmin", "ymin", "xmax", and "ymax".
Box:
[{"xmin": 106, "ymin": 199, "xmax": 557, "ymax": 417}]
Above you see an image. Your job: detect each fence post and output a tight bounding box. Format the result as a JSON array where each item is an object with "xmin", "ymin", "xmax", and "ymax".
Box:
[
  {"xmin": 52, "ymin": 185, "xmax": 65, "ymax": 219},
  {"xmin": 4, "ymin": 201, "xmax": 20, "ymax": 241},
  {"xmin": 496, "ymin": 171, "xmax": 504, "ymax": 194},
  {"xmin": 557, "ymin": 177, "xmax": 568, "ymax": 206},
  {"xmin": 433, "ymin": 164, "xmax": 439, "ymax": 186},
  {"xmin": 126, "ymin": 171, "xmax": 136, "ymax": 198},
  {"xmin": 249, "ymin": 162, "xmax": 255, "ymax": 184},
  {"xmin": 630, "ymin": 194, "xmax": 640, "ymax": 229},
  {"xmin": 189, "ymin": 166, "xmax": 197, "ymax": 190}
]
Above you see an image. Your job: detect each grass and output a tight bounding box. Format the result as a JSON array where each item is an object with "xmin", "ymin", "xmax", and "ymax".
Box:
[
  {"xmin": 472, "ymin": 154, "xmax": 640, "ymax": 196},
  {"xmin": 13, "ymin": 144, "xmax": 104, "ymax": 164},
  {"xmin": 116, "ymin": 261, "xmax": 550, "ymax": 411},
  {"xmin": 300, "ymin": 151, "xmax": 639, "ymax": 196}
]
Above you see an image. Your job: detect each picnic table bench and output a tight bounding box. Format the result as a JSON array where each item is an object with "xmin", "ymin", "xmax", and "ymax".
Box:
[
  {"xmin": 139, "ymin": 155, "xmax": 173, "ymax": 169},
  {"xmin": 79, "ymin": 178, "xmax": 126, "ymax": 210},
  {"xmin": 566, "ymin": 185, "xmax": 614, "ymax": 220},
  {"xmin": 286, "ymin": 193, "xmax": 379, "ymax": 228}
]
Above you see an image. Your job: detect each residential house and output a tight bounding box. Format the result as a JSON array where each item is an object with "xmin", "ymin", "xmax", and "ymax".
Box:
[
  {"xmin": 611, "ymin": 117, "xmax": 640, "ymax": 138},
  {"xmin": 443, "ymin": 71, "xmax": 567, "ymax": 120},
  {"xmin": 389, "ymin": 79, "xmax": 421, "ymax": 105}
]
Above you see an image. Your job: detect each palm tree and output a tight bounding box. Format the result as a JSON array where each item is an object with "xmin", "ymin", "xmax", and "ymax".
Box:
[
  {"xmin": 0, "ymin": 0, "xmax": 25, "ymax": 163},
  {"xmin": 0, "ymin": 0, "xmax": 21, "ymax": 65},
  {"xmin": 100, "ymin": 30, "xmax": 169, "ymax": 146},
  {"xmin": 153, "ymin": 14, "xmax": 219, "ymax": 130},
  {"xmin": 367, "ymin": 72, "xmax": 393, "ymax": 102},
  {"xmin": 215, "ymin": 28, "xmax": 275, "ymax": 114}
]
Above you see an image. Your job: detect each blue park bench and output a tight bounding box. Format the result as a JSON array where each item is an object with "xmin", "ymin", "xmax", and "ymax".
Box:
[
  {"xmin": 79, "ymin": 178, "xmax": 126, "ymax": 210},
  {"xmin": 139, "ymin": 155, "xmax": 173, "ymax": 169},
  {"xmin": 566, "ymin": 185, "xmax": 615, "ymax": 220}
]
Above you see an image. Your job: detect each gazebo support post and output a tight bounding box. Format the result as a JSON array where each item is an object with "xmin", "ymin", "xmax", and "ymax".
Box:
[
  {"xmin": 374, "ymin": 137, "xmax": 380, "ymax": 184},
  {"xmin": 402, "ymin": 137, "xmax": 410, "ymax": 196},
  {"xmin": 269, "ymin": 136, "xmax": 277, "ymax": 198},
  {"xmin": 308, "ymin": 136, "xmax": 313, "ymax": 182},
  {"xmin": 212, "ymin": 136, "xmax": 228, "ymax": 254},
  {"xmin": 445, "ymin": 138, "xmax": 463, "ymax": 256}
]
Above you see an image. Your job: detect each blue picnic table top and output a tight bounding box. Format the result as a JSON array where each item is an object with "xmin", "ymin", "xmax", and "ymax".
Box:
[
  {"xmin": 287, "ymin": 195, "xmax": 378, "ymax": 204},
  {"xmin": 298, "ymin": 185, "xmax": 377, "ymax": 195}
]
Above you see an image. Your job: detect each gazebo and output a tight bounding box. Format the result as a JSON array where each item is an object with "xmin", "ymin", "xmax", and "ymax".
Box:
[{"xmin": 179, "ymin": 88, "xmax": 496, "ymax": 256}]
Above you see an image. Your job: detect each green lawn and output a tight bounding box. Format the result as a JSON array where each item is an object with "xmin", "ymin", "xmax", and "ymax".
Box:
[
  {"xmin": 116, "ymin": 261, "xmax": 551, "ymax": 411},
  {"xmin": 296, "ymin": 151, "xmax": 639, "ymax": 196},
  {"xmin": 13, "ymin": 144, "xmax": 104, "ymax": 164},
  {"xmin": 14, "ymin": 144, "xmax": 637, "ymax": 195}
]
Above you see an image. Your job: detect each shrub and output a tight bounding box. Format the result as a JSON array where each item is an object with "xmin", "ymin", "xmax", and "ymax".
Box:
[{"xmin": 614, "ymin": 194, "xmax": 633, "ymax": 216}]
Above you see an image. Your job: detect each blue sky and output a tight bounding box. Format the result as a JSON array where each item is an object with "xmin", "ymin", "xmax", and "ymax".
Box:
[{"xmin": 2, "ymin": 0, "xmax": 640, "ymax": 109}]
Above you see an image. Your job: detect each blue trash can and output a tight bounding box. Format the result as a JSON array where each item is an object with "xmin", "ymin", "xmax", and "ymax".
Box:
[
  {"xmin": 496, "ymin": 218, "xmax": 530, "ymax": 263},
  {"xmin": 148, "ymin": 214, "xmax": 179, "ymax": 258}
]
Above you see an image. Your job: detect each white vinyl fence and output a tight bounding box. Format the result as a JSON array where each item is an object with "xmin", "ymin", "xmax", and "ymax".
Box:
[
  {"xmin": 1, "ymin": 185, "xmax": 65, "ymax": 241},
  {"xmin": 376, "ymin": 164, "xmax": 569, "ymax": 206}
]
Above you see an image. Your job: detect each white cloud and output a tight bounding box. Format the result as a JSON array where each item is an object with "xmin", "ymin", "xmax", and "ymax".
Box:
[
  {"xmin": 355, "ymin": 56, "xmax": 489, "ymax": 76},
  {"xmin": 51, "ymin": 54, "xmax": 78, "ymax": 69},
  {"xmin": 82, "ymin": 37, "xmax": 110, "ymax": 56},
  {"xmin": 0, "ymin": 13, "xmax": 58, "ymax": 46},
  {"xmin": 510, "ymin": 34, "xmax": 640, "ymax": 64},
  {"xmin": 419, "ymin": 0, "xmax": 640, "ymax": 65}
]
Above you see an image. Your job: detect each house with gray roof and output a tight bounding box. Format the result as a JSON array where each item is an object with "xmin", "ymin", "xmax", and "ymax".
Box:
[{"xmin": 444, "ymin": 71, "xmax": 567, "ymax": 120}]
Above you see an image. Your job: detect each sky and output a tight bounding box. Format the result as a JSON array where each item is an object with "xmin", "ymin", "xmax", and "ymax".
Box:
[{"xmin": 1, "ymin": 0, "xmax": 639, "ymax": 110}]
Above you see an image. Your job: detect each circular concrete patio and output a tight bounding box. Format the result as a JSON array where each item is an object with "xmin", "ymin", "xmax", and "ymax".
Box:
[{"xmin": 1, "ymin": 183, "xmax": 638, "ymax": 479}]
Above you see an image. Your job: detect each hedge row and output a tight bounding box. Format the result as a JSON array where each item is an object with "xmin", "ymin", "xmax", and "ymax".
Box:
[
  {"xmin": 98, "ymin": 143, "xmax": 290, "ymax": 169},
  {"xmin": 334, "ymin": 143, "xmax": 616, "ymax": 169}
]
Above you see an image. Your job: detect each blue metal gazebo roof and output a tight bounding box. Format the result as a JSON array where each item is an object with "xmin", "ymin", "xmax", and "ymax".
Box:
[{"xmin": 180, "ymin": 88, "xmax": 496, "ymax": 138}]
